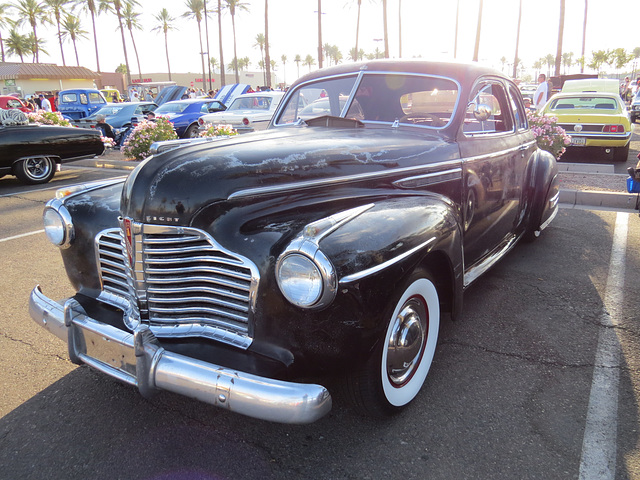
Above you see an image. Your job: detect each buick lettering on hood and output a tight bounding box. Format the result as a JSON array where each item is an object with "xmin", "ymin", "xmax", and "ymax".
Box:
[{"xmin": 30, "ymin": 60, "xmax": 558, "ymax": 423}]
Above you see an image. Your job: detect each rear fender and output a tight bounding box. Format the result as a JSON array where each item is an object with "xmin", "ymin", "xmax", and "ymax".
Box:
[{"xmin": 526, "ymin": 148, "xmax": 559, "ymax": 234}]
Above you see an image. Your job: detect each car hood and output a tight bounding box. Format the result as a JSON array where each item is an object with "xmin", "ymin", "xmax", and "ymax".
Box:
[{"xmin": 120, "ymin": 126, "xmax": 459, "ymax": 224}]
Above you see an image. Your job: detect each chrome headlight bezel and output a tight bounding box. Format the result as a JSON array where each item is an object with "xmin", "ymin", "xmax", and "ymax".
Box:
[
  {"xmin": 43, "ymin": 198, "xmax": 74, "ymax": 248},
  {"xmin": 276, "ymin": 245, "xmax": 337, "ymax": 309}
]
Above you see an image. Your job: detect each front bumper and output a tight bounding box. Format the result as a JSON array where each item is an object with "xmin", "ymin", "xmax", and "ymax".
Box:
[{"xmin": 29, "ymin": 286, "xmax": 332, "ymax": 424}]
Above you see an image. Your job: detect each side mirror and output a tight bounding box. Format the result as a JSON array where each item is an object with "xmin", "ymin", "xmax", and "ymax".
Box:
[{"xmin": 473, "ymin": 104, "xmax": 493, "ymax": 122}]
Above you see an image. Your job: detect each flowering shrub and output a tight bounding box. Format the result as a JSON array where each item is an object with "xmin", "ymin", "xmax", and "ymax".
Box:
[
  {"xmin": 527, "ymin": 110, "xmax": 571, "ymax": 159},
  {"xmin": 121, "ymin": 116, "xmax": 178, "ymax": 160},
  {"xmin": 200, "ymin": 123, "xmax": 238, "ymax": 137},
  {"xmin": 100, "ymin": 135, "xmax": 116, "ymax": 150},
  {"xmin": 27, "ymin": 110, "xmax": 72, "ymax": 127}
]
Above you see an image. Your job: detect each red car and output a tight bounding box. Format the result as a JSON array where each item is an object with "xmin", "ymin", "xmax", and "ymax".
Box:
[{"xmin": 0, "ymin": 95, "xmax": 32, "ymax": 112}]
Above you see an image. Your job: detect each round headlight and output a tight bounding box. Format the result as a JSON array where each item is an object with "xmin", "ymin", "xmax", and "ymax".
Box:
[
  {"xmin": 43, "ymin": 200, "xmax": 74, "ymax": 248},
  {"xmin": 277, "ymin": 254, "xmax": 323, "ymax": 307},
  {"xmin": 43, "ymin": 208, "xmax": 65, "ymax": 245}
]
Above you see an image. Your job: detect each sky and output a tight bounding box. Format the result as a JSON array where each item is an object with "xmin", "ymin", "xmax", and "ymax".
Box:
[{"xmin": 17, "ymin": 0, "xmax": 640, "ymax": 84}]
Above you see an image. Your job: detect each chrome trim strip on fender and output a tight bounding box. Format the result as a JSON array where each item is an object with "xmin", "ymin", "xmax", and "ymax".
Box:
[
  {"xmin": 29, "ymin": 286, "xmax": 332, "ymax": 424},
  {"xmin": 463, "ymin": 234, "xmax": 518, "ymax": 288},
  {"xmin": 339, "ymin": 236, "xmax": 436, "ymax": 284}
]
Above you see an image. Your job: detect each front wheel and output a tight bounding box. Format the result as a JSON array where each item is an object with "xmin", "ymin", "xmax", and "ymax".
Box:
[
  {"xmin": 14, "ymin": 157, "xmax": 56, "ymax": 184},
  {"xmin": 344, "ymin": 271, "xmax": 440, "ymax": 416}
]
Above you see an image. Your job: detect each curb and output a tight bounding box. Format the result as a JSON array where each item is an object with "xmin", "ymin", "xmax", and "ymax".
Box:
[{"xmin": 559, "ymin": 189, "xmax": 639, "ymax": 212}]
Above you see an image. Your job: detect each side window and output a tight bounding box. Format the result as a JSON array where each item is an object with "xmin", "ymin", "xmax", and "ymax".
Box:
[
  {"xmin": 464, "ymin": 81, "xmax": 512, "ymax": 135},
  {"xmin": 80, "ymin": 93, "xmax": 88, "ymax": 105},
  {"xmin": 508, "ymin": 85, "xmax": 528, "ymax": 131},
  {"xmin": 61, "ymin": 93, "xmax": 77, "ymax": 103}
]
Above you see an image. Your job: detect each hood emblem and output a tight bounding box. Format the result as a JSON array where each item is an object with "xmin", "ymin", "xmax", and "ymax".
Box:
[{"xmin": 573, "ymin": 124, "xmax": 583, "ymax": 133}]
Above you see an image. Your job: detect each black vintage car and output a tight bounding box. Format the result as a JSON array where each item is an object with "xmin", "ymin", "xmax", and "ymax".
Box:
[
  {"xmin": 0, "ymin": 112, "xmax": 104, "ymax": 184},
  {"xmin": 30, "ymin": 60, "xmax": 558, "ymax": 423}
]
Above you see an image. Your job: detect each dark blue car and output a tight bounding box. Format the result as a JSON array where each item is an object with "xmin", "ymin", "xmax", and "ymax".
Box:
[
  {"xmin": 72, "ymin": 102, "xmax": 158, "ymax": 138},
  {"xmin": 153, "ymin": 98, "xmax": 226, "ymax": 138}
]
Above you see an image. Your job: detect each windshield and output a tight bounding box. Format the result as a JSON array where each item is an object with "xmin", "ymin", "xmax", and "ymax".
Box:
[
  {"xmin": 228, "ymin": 96, "xmax": 273, "ymax": 111},
  {"xmin": 275, "ymin": 73, "xmax": 460, "ymax": 128},
  {"xmin": 93, "ymin": 105, "xmax": 125, "ymax": 116},
  {"xmin": 549, "ymin": 96, "xmax": 621, "ymax": 111},
  {"xmin": 155, "ymin": 102, "xmax": 189, "ymax": 114}
]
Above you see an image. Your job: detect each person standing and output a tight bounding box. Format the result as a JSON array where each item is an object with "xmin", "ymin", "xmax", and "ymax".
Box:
[
  {"xmin": 534, "ymin": 74, "xmax": 548, "ymax": 110},
  {"xmin": 39, "ymin": 94, "xmax": 51, "ymax": 112}
]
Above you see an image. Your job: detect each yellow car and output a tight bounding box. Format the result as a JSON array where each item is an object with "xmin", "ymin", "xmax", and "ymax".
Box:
[{"xmin": 541, "ymin": 91, "xmax": 632, "ymax": 161}]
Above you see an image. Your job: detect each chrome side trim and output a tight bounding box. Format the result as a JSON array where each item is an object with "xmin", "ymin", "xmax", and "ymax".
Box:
[
  {"xmin": 29, "ymin": 286, "xmax": 332, "ymax": 424},
  {"xmin": 393, "ymin": 168, "xmax": 462, "ymax": 189},
  {"xmin": 339, "ymin": 236, "xmax": 437, "ymax": 284},
  {"xmin": 463, "ymin": 234, "xmax": 518, "ymax": 288},
  {"xmin": 229, "ymin": 159, "xmax": 463, "ymax": 200}
]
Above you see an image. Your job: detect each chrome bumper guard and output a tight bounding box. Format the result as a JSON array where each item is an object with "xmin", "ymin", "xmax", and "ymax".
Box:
[{"xmin": 29, "ymin": 286, "xmax": 332, "ymax": 424}]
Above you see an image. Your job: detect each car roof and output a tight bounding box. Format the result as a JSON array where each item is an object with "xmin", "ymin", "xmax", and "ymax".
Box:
[{"xmin": 233, "ymin": 91, "xmax": 285, "ymax": 100}]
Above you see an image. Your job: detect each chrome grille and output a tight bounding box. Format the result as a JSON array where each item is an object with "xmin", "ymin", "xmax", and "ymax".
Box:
[{"xmin": 96, "ymin": 223, "xmax": 259, "ymax": 348}]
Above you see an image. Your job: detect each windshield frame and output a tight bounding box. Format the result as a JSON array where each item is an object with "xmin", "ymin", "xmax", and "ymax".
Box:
[{"xmin": 273, "ymin": 70, "xmax": 462, "ymax": 130}]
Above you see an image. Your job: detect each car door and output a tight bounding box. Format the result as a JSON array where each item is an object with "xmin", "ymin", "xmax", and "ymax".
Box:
[{"xmin": 458, "ymin": 77, "xmax": 530, "ymax": 273}]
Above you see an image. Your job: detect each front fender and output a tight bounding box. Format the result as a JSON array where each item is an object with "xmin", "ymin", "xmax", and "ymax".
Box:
[{"xmin": 319, "ymin": 194, "xmax": 464, "ymax": 319}]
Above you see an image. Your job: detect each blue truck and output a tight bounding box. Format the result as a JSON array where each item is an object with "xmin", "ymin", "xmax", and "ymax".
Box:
[{"xmin": 57, "ymin": 89, "xmax": 107, "ymax": 120}]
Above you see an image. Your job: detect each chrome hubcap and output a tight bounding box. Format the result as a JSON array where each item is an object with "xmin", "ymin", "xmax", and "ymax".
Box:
[
  {"xmin": 27, "ymin": 157, "xmax": 51, "ymax": 179},
  {"xmin": 386, "ymin": 297, "xmax": 427, "ymax": 386}
]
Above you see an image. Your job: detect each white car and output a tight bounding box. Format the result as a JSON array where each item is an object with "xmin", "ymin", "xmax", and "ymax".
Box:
[{"xmin": 198, "ymin": 91, "xmax": 285, "ymax": 133}]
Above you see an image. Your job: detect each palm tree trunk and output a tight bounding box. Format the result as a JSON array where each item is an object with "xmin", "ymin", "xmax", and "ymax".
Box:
[
  {"xmin": 129, "ymin": 30, "xmax": 142, "ymax": 81},
  {"xmin": 32, "ymin": 24, "xmax": 39, "ymax": 63},
  {"xmin": 0, "ymin": 33, "xmax": 5, "ymax": 62},
  {"xmin": 197, "ymin": 21, "xmax": 206, "ymax": 91},
  {"xmin": 513, "ymin": 0, "xmax": 522, "ymax": 78},
  {"xmin": 164, "ymin": 31, "xmax": 172, "ymax": 80},
  {"xmin": 398, "ymin": 0, "xmax": 401, "ymax": 58},
  {"xmin": 555, "ymin": 0, "xmax": 565, "ymax": 77},
  {"xmin": 116, "ymin": 11, "xmax": 132, "ymax": 87},
  {"xmin": 231, "ymin": 15, "xmax": 239, "ymax": 83},
  {"xmin": 473, "ymin": 0, "xmax": 483, "ymax": 62},
  {"xmin": 73, "ymin": 39, "xmax": 80, "ymax": 66},
  {"xmin": 382, "ymin": 0, "xmax": 389, "ymax": 58},
  {"xmin": 91, "ymin": 10, "xmax": 100, "ymax": 72},
  {"xmin": 580, "ymin": 0, "xmax": 588, "ymax": 73},
  {"xmin": 264, "ymin": 0, "xmax": 271, "ymax": 88},
  {"xmin": 217, "ymin": 0, "xmax": 225, "ymax": 87},
  {"xmin": 454, "ymin": 0, "xmax": 459, "ymax": 58},
  {"xmin": 317, "ymin": 0, "xmax": 322, "ymax": 68},
  {"xmin": 204, "ymin": 0, "xmax": 212, "ymax": 90},
  {"xmin": 56, "ymin": 16, "xmax": 66, "ymax": 66},
  {"xmin": 354, "ymin": 0, "xmax": 361, "ymax": 62}
]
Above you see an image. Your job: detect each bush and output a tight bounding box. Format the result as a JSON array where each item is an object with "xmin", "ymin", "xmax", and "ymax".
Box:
[
  {"xmin": 121, "ymin": 116, "xmax": 178, "ymax": 160},
  {"xmin": 200, "ymin": 123, "xmax": 238, "ymax": 137},
  {"xmin": 527, "ymin": 110, "xmax": 571, "ymax": 159},
  {"xmin": 27, "ymin": 110, "xmax": 72, "ymax": 127}
]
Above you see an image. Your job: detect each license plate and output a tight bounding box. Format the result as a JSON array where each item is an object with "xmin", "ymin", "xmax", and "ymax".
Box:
[{"xmin": 571, "ymin": 137, "xmax": 586, "ymax": 146}]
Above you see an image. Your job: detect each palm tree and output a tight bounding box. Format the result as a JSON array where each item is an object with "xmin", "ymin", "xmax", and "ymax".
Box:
[
  {"xmin": 5, "ymin": 28, "xmax": 29, "ymax": 61},
  {"xmin": 12, "ymin": 0, "xmax": 48, "ymax": 63},
  {"xmin": 216, "ymin": 0, "xmax": 225, "ymax": 86},
  {"xmin": 554, "ymin": 0, "xmax": 565, "ymax": 76},
  {"xmin": 544, "ymin": 53, "xmax": 554, "ymax": 76},
  {"xmin": 44, "ymin": 0, "xmax": 69, "ymax": 66},
  {"xmin": 121, "ymin": 2, "xmax": 142, "ymax": 81},
  {"xmin": 26, "ymin": 31, "xmax": 45, "ymax": 62},
  {"xmin": 254, "ymin": 32, "xmax": 265, "ymax": 85},
  {"xmin": 562, "ymin": 52, "xmax": 574, "ymax": 74},
  {"xmin": 304, "ymin": 53, "xmax": 315, "ymax": 72},
  {"xmin": 294, "ymin": 53, "xmax": 301, "ymax": 77},
  {"xmin": 316, "ymin": 0, "xmax": 322, "ymax": 68},
  {"xmin": 264, "ymin": 0, "xmax": 271, "ymax": 88},
  {"xmin": 0, "ymin": 3, "xmax": 12, "ymax": 62},
  {"xmin": 60, "ymin": 14, "xmax": 87, "ymax": 66},
  {"xmin": 223, "ymin": 0, "xmax": 249, "ymax": 84},
  {"xmin": 397, "ymin": 0, "xmax": 401, "ymax": 57},
  {"xmin": 183, "ymin": 0, "xmax": 207, "ymax": 92},
  {"xmin": 453, "ymin": 0, "xmax": 459, "ymax": 58},
  {"xmin": 151, "ymin": 8, "xmax": 176, "ymax": 81},
  {"xmin": 353, "ymin": 0, "xmax": 361, "ymax": 62},
  {"xmin": 580, "ymin": 0, "xmax": 588, "ymax": 73},
  {"xmin": 73, "ymin": 0, "xmax": 102, "ymax": 72},
  {"xmin": 322, "ymin": 42, "xmax": 330, "ymax": 65},
  {"xmin": 472, "ymin": 0, "xmax": 483, "ymax": 62},
  {"xmin": 99, "ymin": 0, "xmax": 137, "ymax": 87}
]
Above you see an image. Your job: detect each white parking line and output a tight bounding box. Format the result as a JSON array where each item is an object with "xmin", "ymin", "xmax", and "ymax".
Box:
[
  {"xmin": 579, "ymin": 212, "xmax": 628, "ymax": 480},
  {"xmin": 0, "ymin": 229, "xmax": 44, "ymax": 243}
]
